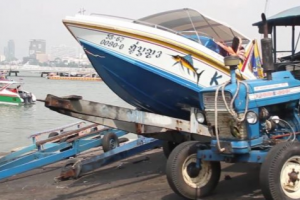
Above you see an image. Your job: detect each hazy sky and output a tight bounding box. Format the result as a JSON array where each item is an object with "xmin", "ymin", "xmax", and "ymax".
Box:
[{"xmin": 0, "ymin": 0, "xmax": 299, "ymax": 59}]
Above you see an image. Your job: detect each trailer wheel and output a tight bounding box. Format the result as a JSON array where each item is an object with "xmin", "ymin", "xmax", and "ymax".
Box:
[
  {"xmin": 48, "ymin": 132, "xmax": 59, "ymax": 138},
  {"xmin": 102, "ymin": 132, "xmax": 119, "ymax": 152},
  {"xmin": 48, "ymin": 132, "xmax": 59, "ymax": 143},
  {"xmin": 162, "ymin": 141, "xmax": 179, "ymax": 158},
  {"xmin": 260, "ymin": 141, "xmax": 300, "ymax": 200},
  {"xmin": 166, "ymin": 141, "xmax": 220, "ymax": 199}
]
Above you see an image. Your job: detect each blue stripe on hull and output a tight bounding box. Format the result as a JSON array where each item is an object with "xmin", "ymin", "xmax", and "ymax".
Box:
[{"xmin": 80, "ymin": 40, "xmax": 203, "ymax": 120}]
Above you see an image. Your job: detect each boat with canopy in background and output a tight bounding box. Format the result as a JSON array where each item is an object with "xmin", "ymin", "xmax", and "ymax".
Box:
[{"xmin": 0, "ymin": 80, "xmax": 36, "ymax": 105}]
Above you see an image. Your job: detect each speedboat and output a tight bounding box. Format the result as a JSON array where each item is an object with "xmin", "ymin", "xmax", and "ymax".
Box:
[
  {"xmin": 0, "ymin": 80, "xmax": 36, "ymax": 105},
  {"xmin": 63, "ymin": 8, "xmax": 262, "ymax": 119}
]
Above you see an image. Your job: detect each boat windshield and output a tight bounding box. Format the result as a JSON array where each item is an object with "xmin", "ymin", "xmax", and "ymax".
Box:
[
  {"xmin": 0, "ymin": 81, "xmax": 22, "ymax": 90},
  {"xmin": 0, "ymin": 82, "xmax": 6, "ymax": 90},
  {"xmin": 7, "ymin": 84, "xmax": 21, "ymax": 90},
  {"xmin": 137, "ymin": 8, "xmax": 250, "ymax": 47}
]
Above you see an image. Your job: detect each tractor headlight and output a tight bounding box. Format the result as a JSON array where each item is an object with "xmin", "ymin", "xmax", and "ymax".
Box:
[
  {"xmin": 246, "ymin": 111, "xmax": 258, "ymax": 124},
  {"xmin": 196, "ymin": 112, "xmax": 205, "ymax": 123}
]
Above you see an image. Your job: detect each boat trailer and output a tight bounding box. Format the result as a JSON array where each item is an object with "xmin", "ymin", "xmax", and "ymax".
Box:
[
  {"xmin": 0, "ymin": 94, "xmax": 211, "ymax": 186},
  {"xmin": 0, "ymin": 120, "xmax": 161, "ymax": 181},
  {"xmin": 41, "ymin": 94, "xmax": 211, "ymax": 143},
  {"xmin": 31, "ymin": 94, "xmax": 211, "ymax": 180}
]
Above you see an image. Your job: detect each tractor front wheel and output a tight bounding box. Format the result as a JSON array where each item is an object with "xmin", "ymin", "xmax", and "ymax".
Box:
[{"xmin": 166, "ymin": 141, "xmax": 221, "ymax": 199}]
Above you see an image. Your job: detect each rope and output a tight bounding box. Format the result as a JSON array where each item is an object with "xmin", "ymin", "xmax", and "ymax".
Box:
[
  {"xmin": 277, "ymin": 119, "xmax": 296, "ymax": 141},
  {"xmin": 214, "ymin": 84, "xmax": 226, "ymax": 152},
  {"xmin": 214, "ymin": 79, "xmax": 250, "ymax": 152}
]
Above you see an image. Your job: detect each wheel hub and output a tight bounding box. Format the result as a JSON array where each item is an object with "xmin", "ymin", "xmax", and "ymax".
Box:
[
  {"xmin": 288, "ymin": 169, "xmax": 300, "ymax": 186},
  {"xmin": 187, "ymin": 163, "xmax": 201, "ymax": 178},
  {"xmin": 280, "ymin": 156, "xmax": 300, "ymax": 198},
  {"xmin": 109, "ymin": 139, "xmax": 116, "ymax": 149},
  {"xmin": 182, "ymin": 154, "xmax": 212, "ymax": 188}
]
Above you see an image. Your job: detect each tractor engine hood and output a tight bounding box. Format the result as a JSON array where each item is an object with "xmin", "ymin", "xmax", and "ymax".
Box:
[{"xmin": 199, "ymin": 71, "xmax": 300, "ymax": 111}]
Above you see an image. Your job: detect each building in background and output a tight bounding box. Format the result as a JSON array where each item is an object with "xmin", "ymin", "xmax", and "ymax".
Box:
[
  {"xmin": 49, "ymin": 45, "xmax": 91, "ymax": 67},
  {"xmin": 21, "ymin": 41, "xmax": 91, "ymax": 67},
  {"xmin": 0, "ymin": 55, "xmax": 6, "ymax": 62},
  {"xmin": 29, "ymin": 39, "xmax": 46, "ymax": 58},
  {"xmin": 36, "ymin": 54, "xmax": 48, "ymax": 63},
  {"xmin": 3, "ymin": 40, "xmax": 15, "ymax": 61},
  {"xmin": 50, "ymin": 45, "xmax": 77, "ymax": 60},
  {"xmin": 28, "ymin": 39, "xmax": 48, "ymax": 63}
]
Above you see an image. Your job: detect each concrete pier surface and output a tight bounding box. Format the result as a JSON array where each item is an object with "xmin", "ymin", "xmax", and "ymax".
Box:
[{"xmin": 0, "ymin": 148, "xmax": 264, "ymax": 200}]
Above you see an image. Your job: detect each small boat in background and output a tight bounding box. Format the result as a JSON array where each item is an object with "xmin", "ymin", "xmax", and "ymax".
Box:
[
  {"xmin": 63, "ymin": 8, "xmax": 262, "ymax": 119},
  {"xmin": 0, "ymin": 80, "xmax": 36, "ymax": 105},
  {"xmin": 47, "ymin": 76, "xmax": 102, "ymax": 81},
  {"xmin": 47, "ymin": 72, "xmax": 102, "ymax": 81}
]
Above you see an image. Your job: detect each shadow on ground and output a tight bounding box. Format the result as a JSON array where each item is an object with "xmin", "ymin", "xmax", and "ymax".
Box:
[
  {"xmin": 51, "ymin": 150, "xmax": 167, "ymax": 200},
  {"xmin": 161, "ymin": 163, "xmax": 264, "ymax": 200},
  {"xmin": 0, "ymin": 148, "xmax": 265, "ymax": 200}
]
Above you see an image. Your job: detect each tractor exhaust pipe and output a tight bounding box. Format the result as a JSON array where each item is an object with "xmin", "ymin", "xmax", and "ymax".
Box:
[{"xmin": 261, "ymin": 13, "xmax": 274, "ymax": 80}]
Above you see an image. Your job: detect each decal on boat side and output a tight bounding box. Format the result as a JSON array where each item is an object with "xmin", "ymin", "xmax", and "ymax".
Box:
[
  {"xmin": 171, "ymin": 54, "xmax": 205, "ymax": 85},
  {"xmin": 100, "ymin": 34, "xmax": 163, "ymax": 59},
  {"xmin": 210, "ymin": 72, "xmax": 223, "ymax": 86},
  {"xmin": 69, "ymin": 27, "xmax": 230, "ymax": 87},
  {"xmin": 128, "ymin": 42, "xmax": 162, "ymax": 58}
]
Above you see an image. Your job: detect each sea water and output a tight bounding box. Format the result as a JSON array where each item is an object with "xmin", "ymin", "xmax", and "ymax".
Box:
[{"xmin": 0, "ymin": 72, "xmax": 133, "ymax": 152}]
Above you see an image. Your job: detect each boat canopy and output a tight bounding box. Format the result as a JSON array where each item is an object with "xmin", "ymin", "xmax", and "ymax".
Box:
[
  {"xmin": 0, "ymin": 80, "xmax": 22, "ymax": 84},
  {"xmin": 138, "ymin": 8, "xmax": 250, "ymax": 46},
  {"xmin": 0, "ymin": 80, "xmax": 23, "ymax": 89}
]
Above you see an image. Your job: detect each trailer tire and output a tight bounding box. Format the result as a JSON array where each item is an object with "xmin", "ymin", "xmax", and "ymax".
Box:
[
  {"xmin": 102, "ymin": 132, "xmax": 119, "ymax": 152},
  {"xmin": 162, "ymin": 141, "xmax": 179, "ymax": 158},
  {"xmin": 48, "ymin": 132, "xmax": 59, "ymax": 138},
  {"xmin": 166, "ymin": 141, "xmax": 220, "ymax": 199},
  {"xmin": 260, "ymin": 141, "xmax": 300, "ymax": 200}
]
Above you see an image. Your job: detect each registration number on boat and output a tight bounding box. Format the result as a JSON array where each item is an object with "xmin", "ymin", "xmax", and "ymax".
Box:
[
  {"xmin": 100, "ymin": 34, "xmax": 125, "ymax": 50},
  {"xmin": 100, "ymin": 33, "xmax": 162, "ymax": 59}
]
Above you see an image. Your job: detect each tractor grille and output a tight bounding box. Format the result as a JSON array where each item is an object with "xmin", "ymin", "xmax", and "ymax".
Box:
[
  {"xmin": 205, "ymin": 111, "xmax": 247, "ymax": 139},
  {"xmin": 203, "ymin": 92, "xmax": 247, "ymax": 139},
  {"xmin": 203, "ymin": 92, "xmax": 231, "ymax": 111}
]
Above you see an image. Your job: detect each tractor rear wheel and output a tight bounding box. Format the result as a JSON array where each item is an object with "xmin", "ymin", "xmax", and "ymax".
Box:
[{"xmin": 260, "ymin": 141, "xmax": 300, "ymax": 200}]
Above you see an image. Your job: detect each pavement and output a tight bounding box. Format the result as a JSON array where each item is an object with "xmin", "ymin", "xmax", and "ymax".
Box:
[{"xmin": 0, "ymin": 148, "xmax": 265, "ymax": 200}]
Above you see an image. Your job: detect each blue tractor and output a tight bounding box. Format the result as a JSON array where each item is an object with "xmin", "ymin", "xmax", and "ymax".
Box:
[{"xmin": 166, "ymin": 8, "xmax": 300, "ymax": 200}]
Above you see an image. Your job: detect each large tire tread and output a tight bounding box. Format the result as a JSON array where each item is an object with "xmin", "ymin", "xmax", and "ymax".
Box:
[
  {"xmin": 166, "ymin": 141, "xmax": 220, "ymax": 199},
  {"xmin": 260, "ymin": 141, "xmax": 300, "ymax": 200},
  {"xmin": 167, "ymin": 141, "xmax": 198, "ymax": 195}
]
